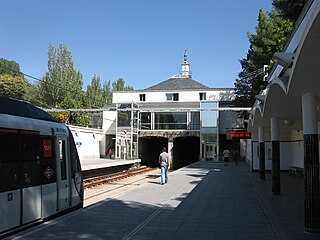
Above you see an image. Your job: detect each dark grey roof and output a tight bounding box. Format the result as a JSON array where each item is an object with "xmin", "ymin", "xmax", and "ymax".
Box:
[{"xmin": 145, "ymin": 77, "xmax": 209, "ymax": 91}]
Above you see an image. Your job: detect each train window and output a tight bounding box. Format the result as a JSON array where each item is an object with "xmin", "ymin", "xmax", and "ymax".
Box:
[
  {"xmin": 0, "ymin": 130, "xmax": 57, "ymax": 191},
  {"xmin": 59, "ymin": 140, "xmax": 67, "ymax": 180},
  {"xmin": 0, "ymin": 130, "xmax": 19, "ymax": 192},
  {"xmin": 68, "ymin": 130, "xmax": 83, "ymax": 198}
]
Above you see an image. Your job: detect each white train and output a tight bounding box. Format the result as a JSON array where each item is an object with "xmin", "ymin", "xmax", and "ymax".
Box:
[{"xmin": 0, "ymin": 97, "xmax": 83, "ymax": 237}]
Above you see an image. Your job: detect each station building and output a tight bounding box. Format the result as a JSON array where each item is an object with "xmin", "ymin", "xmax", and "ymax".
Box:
[{"xmin": 103, "ymin": 52, "xmax": 247, "ymax": 169}]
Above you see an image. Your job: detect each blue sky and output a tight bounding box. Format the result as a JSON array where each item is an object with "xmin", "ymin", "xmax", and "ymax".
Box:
[{"xmin": 1, "ymin": 0, "xmax": 272, "ymax": 90}]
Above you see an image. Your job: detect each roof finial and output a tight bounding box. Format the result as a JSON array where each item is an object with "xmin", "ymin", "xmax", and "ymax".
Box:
[
  {"xmin": 181, "ymin": 50, "xmax": 191, "ymax": 77},
  {"xmin": 184, "ymin": 50, "xmax": 187, "ymax": 62}
]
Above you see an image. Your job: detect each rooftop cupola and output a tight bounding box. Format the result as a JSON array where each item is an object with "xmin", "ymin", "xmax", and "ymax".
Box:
[{"xmin": 181, "ymin": 50, "xmax": 191, "ymax": 78}]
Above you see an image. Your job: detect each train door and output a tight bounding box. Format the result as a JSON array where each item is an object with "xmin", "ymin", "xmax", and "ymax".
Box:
[
  {"xmin": 0, "ymin": 129, "xmax": 20, "ymax": 232},
  {"xmin": 21, "ymin": 131, "xmax": 42, "ymax": 224},
  {"xmin": 56, "ymin": 136, "xmax": 71, "ymax": 210}
]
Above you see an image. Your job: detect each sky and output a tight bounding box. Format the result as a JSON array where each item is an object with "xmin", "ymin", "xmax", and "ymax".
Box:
[{"xmin": 1, "ymin": 0, "xmax": 272, "ymax": 90}]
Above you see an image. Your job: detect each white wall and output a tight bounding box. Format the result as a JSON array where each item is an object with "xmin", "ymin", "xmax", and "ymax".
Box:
[
  {"xmin": 113, "ymin": 89, "xmax": 234, "ymax": 103},
  {"xmin": 252, "ymin": 141, "xmax": 272, "ymax": 171},
  {"xmin": 103, "ymin": 110, "xmax": 117, "ymax": 132},
  {"xmin": 251, "ymin": 141, "xmax": 299, "ymax": 171},
  {"xmin": 290, "ymin": 141, "xmax": 304, "ymax": 168},
  {"xmin": 69, "ymin": 125, "xmax": 105, "ymax": 161}
]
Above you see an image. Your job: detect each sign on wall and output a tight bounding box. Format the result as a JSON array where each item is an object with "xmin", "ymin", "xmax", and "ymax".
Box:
[{"xmin": 229, "ymin": 132, "xmax": 251, "ymax": 139}]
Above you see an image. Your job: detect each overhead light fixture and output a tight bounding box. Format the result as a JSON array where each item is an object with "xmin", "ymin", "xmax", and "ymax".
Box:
[{"xmin": 272, "ymin": 52, "xmax": 295, "ymax": 69}]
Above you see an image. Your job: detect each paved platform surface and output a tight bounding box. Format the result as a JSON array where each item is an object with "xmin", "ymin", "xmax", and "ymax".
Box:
[
  {"xmin": 81, "ymin": 158, "xmax": 141, "ymax": 171},
  {"xmin": 7, "ymin": 161, "xmax": 320, "ymax": 240}
]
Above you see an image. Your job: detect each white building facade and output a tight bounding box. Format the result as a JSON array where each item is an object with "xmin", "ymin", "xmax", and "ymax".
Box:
[{"xmin": 110, "ymin": 53, "xmax": 246, "ymax": 168}]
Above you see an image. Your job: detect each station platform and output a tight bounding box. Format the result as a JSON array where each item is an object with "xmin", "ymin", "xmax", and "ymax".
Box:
[
  {"xmin": 81, "ymin": 158, "xmax": 141, "ymax": 171},
  {"xmin": 7, "ymin": 161, "xmax": 320, "ymax": 240}
]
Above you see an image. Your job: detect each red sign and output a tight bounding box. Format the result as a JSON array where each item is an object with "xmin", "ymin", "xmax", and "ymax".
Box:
[
  {"xmin": 43, "ymin": 139, "xmax": 52, "ymax": 157},
  {"xmin": 230, "ymin": 132, "xmax": 251, "ymax": 139}
]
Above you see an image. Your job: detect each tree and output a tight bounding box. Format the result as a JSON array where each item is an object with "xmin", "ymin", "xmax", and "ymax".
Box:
[
  {"xmin": 273, "ymin": 0, "xmax": 307, "ymax": 22},
  {"xmin": 85, "ymin": 77, "xmax": 132, "ymax": 108},
  {"xmin": 0, "ymin": 58, "xmax": 28, "ymax": 100},
  {"xmin": 102, "ymin": 80, "xmax": 113, "ymax": 105},
  {"xmin": 112, "ymin": 78, "xmax": 134, "ymax": 91},
  {"xmin": 23, "ymin": 82, "xmax": 42, "ymax": 105},
  {"xmin": 85, "ymin": 75, "xmax": 104, "ymax": 108},
  {"xmin": 39, "ymin": 42, "xmax": 83, "ymax": 108},
  {"xmin": 234, "ymin": 1, "xmax": 307, "ymax": 108},
  {"xmin": 0, "ymin": 58, "xmax": 21, "ymax": 76},
  {"xmin": 234, "ymin": 8, "xmax": 293, "ymax": 107},
  {"xmin": 0, "ymin": 74, "xmax": 28, "ymax": 99}
]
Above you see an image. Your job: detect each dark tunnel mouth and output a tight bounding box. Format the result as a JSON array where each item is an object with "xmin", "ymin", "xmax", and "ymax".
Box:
[{"xmin": 138, "ymin": 136, "xmax": 200, "ymax": 170}]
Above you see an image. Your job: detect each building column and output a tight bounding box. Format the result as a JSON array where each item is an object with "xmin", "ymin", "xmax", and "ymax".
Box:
[
  {"xmin": 168, "ymin": 137, "xmax": 174, "ymax": 169},
  {"xmin": 302, "ymin": 93, "xmax": 320, "ymax": 233},
  {"xmin": 271, "ymin": 117, "xmax": 280, "ymax": 195},
  {"xmin": 258, "ymin": 127, "xmax": 265, "ymax": 180}
]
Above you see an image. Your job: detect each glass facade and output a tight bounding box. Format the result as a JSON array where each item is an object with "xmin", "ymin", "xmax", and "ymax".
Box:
[
  {"xmin": 201, "ymin": 102, "xmax": 219, "ymax": 160},
  {"xmin": 139, "ymin": 111, "xmax": 200, "ymax": 130},
  {"xmin": 155, "ymin": 112, "xmax": 187, "ymax": 130},
  {"xmin": 117, "ymin": 103, "xmax": 132, "ymax": 127},
  {"xmin": 116, "ymin": 103, "xmax": 139, "ymax": 160},
  {"xmin": 201, "ymin": 102, "xmax": 218, "ymax": 127},
  {"xmin": 140, "ymin": 112, "xmax": 151, "ymax": 130},
  {"xmin": 190, "ymin": 112, "xmax": 200, "ymax": 130},
  {"xmin": 115, "ymin": 101, "xmax": 221, "ymax": 160}
]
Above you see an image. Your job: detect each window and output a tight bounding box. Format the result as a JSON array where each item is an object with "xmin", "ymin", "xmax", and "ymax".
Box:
[
  {"xmin": 59, "ymin": 140, "xmax": 67, "ymax": 180},
  {"xmin": 200, "ymin": 92, "xmax": 206, "ymax": 101},
  {"xmin": 140, "ymin": 112, "xmax": 151, "ymax": 130},
  {"xmin": 118, "ymin": 111, "xmax": 131, "ymax": 127},
  {"xmin": 166, "ymin": 93, "xmax": 179, "ymax": 101},
  {"xmin": 139, "ymin": 94, "xmax": 146, "ymax": 102},
  {"xmin": 155, "ymin": 112, "xmax": 187, "ymax": 130},
  {"xmin": 0, "ymin": 129, "xmax": 57, "ymax": 192},
  {"xmin": 190, "ymin": 112, "xmax": 200, "ymax": 130},
  {"xmin": 201, "ymin": 102, "xmax": 218, "ymax": 127},
  {"xmin": 0, "ymin": 130, "xmax": 19, "ymax": 192}
]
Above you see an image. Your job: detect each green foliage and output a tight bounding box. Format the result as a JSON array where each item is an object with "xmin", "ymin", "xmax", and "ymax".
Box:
[
  {"xmin": 103, "ymin": 80, "xmax": 113, "ymax": 105},
  {"xmin": 85, "ymin": 77, "xmax": 133, "ymax": 109},
  {"xmin": 112, "ymin": 78, "xmax": 133, "ymax": 91},
  {"xmin": 68, "ymin": 112, "xmax": 91, "ymax": 127},
  {"xmin": 273, "ymin": 0, "xmax": 307, "ymax": 22},
  {"xmin": 39, "ymin": 42, "xmax": 84, "ymax": 108},
  {"xmin": 60, "ymin": 94, "xmax": 81, "ymax": 109},
  {"xmin": 85, "ymin": 75, "xmax": 105, "ymax": 108},
  {"xmin": 1, "ymin": 43, "xmax": 134, "ymax": 127},
  {"xmin": 0, "ymin": 74, "xmax": 28, "ymax": 99},
  {"xmin": 0, "ymin": 58, "xmax": 21, "ymax": 76},
  {"xmin": 234, "ymin": 6, "xmax": 295, "ymax": 107},
  {"xmin": 49, "ymin": 111, "xmax": 91, "ymax": 127}
]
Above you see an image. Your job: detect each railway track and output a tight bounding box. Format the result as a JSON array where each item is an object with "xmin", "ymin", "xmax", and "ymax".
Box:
[{"xmin": 83, "ymin": 166, "xmax": 156, "ymax": 189}]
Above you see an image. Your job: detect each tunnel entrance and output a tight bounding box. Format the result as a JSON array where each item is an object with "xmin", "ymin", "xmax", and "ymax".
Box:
[
  {"xmin": 138, "ymin": 136, "xmax": 200, "ymax": 169},
  {"xmin": 173, "ymin": 136, "xmax": 200, "ymax": 169},
  {"xmin": 138, "ymin": 137, "xmax": 168, "ymax": 167}
]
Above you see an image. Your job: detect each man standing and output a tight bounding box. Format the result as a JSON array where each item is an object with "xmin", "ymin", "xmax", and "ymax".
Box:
[
  {"xmin": 159, "ymin": 147, "xmax": 170, "ymax": 184},
  {"xmin": 222, "ymin": 149, "xmax": 230, "ymax": 165}
]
